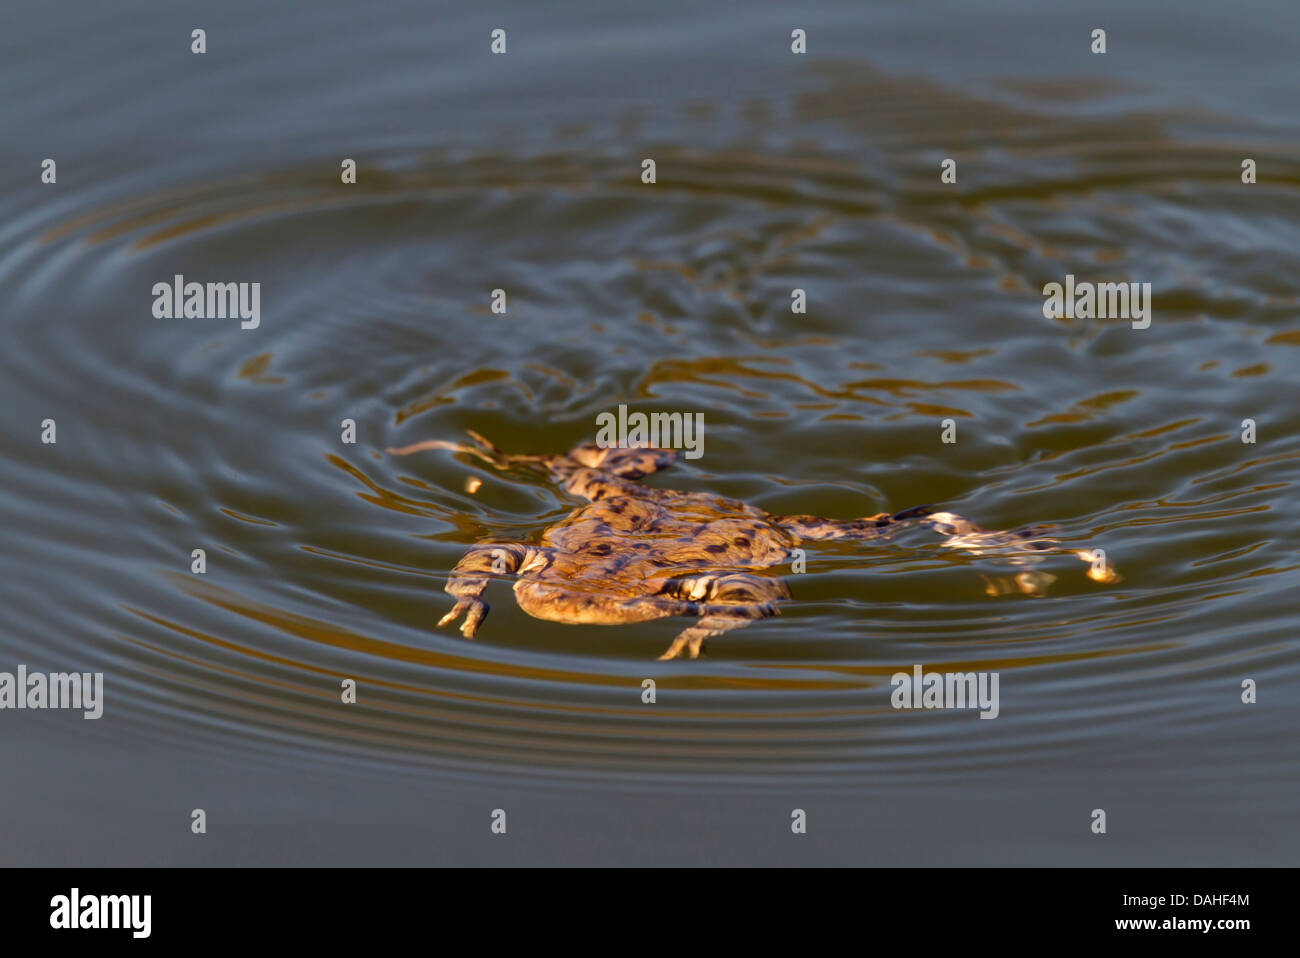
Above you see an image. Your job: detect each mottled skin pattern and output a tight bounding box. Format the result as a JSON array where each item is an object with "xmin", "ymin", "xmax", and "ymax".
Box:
[{"xmin": 388, "ymin": 432, "xmax": 1120, "ymax": 660}]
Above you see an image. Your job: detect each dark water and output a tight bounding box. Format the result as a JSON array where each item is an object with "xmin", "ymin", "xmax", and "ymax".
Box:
[{"xmin": 2, "ymin": 0, "xmax": 1297, "ymax": 864}]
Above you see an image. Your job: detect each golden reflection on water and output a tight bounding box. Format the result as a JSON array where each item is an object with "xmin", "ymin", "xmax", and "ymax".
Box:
[
  {"xmin": 12, "ymin": 60, "xmax": 1295, "ymax": 781},
  {"xmin": 149, "ymin": 574, "xmax": 859, "ymax": 695}
]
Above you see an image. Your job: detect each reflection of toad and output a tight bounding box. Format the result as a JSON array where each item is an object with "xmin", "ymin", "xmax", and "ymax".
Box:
[{"xmin": 390, "ymin": 432, "xmax": 1119, "ymax": 660}]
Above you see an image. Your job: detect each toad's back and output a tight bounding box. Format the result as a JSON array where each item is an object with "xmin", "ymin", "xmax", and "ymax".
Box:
[
  {"xmin": 400, "ymin": 432, "xmax": 1121, "ymax": 658},
  {"xmin": 512, "ymin": 490, "xmax": 795, "ymax": 623}
]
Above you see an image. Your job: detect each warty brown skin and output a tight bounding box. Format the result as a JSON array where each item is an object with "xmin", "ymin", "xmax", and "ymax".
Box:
[{"xmin": 387, "ymin": 433, "xmax": 1119, "ymax": 660}]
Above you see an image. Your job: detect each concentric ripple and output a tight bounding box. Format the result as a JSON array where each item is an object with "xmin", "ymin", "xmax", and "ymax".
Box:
[{"xmin": 1, "ymin": 56, "xmax": 1298, "ymax": 795}]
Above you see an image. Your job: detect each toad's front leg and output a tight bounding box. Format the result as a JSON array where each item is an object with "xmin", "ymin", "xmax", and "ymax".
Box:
[
  {"xmin": 657, "ymin": 572, "xmax": 791, "ymax": 660},
  {"xmin": 439, "ymin": 542, "xmax": 548, "ymax": 638}
]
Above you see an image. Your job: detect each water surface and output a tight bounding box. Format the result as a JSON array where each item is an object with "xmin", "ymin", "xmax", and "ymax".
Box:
[{"xmin": 1, "ymin": 0, "xmax": 1297, "ymax": 864}]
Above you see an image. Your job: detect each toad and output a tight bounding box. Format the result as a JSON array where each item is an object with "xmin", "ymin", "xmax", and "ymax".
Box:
[{"xmin": 388, "ymin": 432, "xmax": 1120, "ymax": 659}]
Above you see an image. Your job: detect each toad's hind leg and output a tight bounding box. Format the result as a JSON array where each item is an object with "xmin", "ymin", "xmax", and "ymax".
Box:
[
  {"xmin": 917, "ymin": 509, "xmax": 1120, "ymax": 589},
  {"xmin": 774, "ymin": 506, "xmax": 1119, "ymax": 593},
  {"xmin": 657, "ymin": 573, "xmax": 790, "ymax": 660},
  {"xmin": 438, "ymin": 542, "xmax": 548, "ymax": 638}
]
